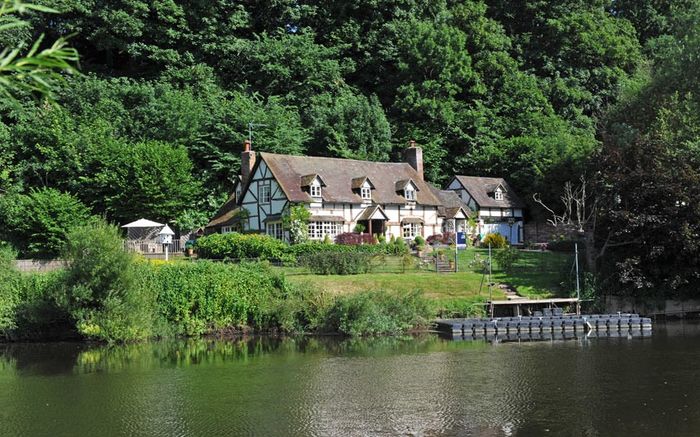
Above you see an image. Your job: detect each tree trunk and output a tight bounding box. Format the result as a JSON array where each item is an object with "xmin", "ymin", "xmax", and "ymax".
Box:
[{"xmin": 584, "ymin": 229, "xmax": 597, "ymax": 273}]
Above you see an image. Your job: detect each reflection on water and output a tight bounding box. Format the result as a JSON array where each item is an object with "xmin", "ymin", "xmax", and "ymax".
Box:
[{"xmin": 1, "ymin": 323, "xmax": 700, "ymax": 436}]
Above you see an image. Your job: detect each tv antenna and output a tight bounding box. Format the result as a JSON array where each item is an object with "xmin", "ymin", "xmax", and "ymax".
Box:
[{"xmin": 247, "ymin": 122, "xmax": 268, "ymax": 145}]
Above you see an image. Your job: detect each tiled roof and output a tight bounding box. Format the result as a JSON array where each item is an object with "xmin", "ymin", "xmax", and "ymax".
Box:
[
  {"xmin": 205, "ymin": 193, "xmax": 243, "ymax": 228},
  {"xmin": 451, "ymin": 176, "xmax": 525, "ymax": 208},
  {"xmin": 260, "ymin": 153, "xmax": 442, "ymax": 205},
  {"xmin": 430, "ymin": 186, "xmax": 472, "ymax": 218}
]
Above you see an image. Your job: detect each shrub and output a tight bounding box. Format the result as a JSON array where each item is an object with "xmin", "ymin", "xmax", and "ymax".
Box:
[
  {"xmin": 0, "ymin": 244, "xmax": 20, "ymax": 336},
  {"xmin": 324, "ymin": 290, "xmax": 431, "ymax": 336},
  {"xmin": 283, "ymin": 204, "xmax": 310, "ymax": 244},
  {"xmin": 151, "ymin": 261, "xmax": 285, "ymax": 336},
  {"xmin": 60, "ymin": 219, "xmax": 156, "ymax": 342},
  {"xmin": 194, "ymin": 232, "xmax": 289, "ymax": 261},
  {"xmin": 299, "ymin": 251, "xmax": 374, "ymax": 275},
  {"xmin": 387, "ymin": 236, "xmax": 409, "ymax": 255},
  {"xmin": 414, "ymin": 235, "xmax": 425, "ymax": 249},
  {"xmin": 494, "ymin": 246, "xmax": 521, "ymax": 272},
  {"xmin": 482, "ymin": 233, "xmax": 508, "ymax": 248},
  {"xmin": 335, "ymin": 232, "xmax": 374, "ymax": 245}
]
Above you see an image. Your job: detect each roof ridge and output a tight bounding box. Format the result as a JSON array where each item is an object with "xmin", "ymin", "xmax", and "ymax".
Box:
[{"xmin": 260, "ymin": 151, "xmax": 410, "ymax": 166}]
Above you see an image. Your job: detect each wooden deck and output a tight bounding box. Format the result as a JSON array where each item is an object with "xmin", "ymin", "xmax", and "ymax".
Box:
[{"xmin": 486, "ymin": 297, "xmax": 581, "ymax": 317}]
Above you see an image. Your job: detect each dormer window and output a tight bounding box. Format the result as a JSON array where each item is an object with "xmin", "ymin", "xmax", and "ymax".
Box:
[
  {"xmin": 352, "ymin": 176, "xmax": 375, "ymax": 202},
  {"xmin": 301, "ymin": 174, "xmax": 326, "ymax": 200},
  {"xmin": 310, "ymin": 182, "xmax": 322, "ymax": 198},
  {"xmin": 494, "ymin": 187, "xmax": 504, "ymax": 201},
  {"xmin": 396, "ymin": 179, "xmax": 419, "ymax": 203},
  {"xmin": 405, "ymin": 187, "xmax": 415, "ymax": 201},
  {"xmin": 361, "ymin": 186, "xmax": 371, "ymax": 200}
]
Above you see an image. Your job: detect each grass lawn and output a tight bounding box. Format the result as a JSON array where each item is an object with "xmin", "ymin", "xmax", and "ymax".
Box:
[
  {"xmin": 457, "ymin": 248, "xmax": 574, "ymax": 299},
  {"xmin": 281, "ymin": 248, "xmax": 574, "ymax": 315}
]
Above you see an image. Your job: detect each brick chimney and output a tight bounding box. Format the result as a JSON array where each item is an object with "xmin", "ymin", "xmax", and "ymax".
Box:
[
  {"xmin": 241, "ymin": 139, "xmax": 256, "ymax": 185},
  {"xmin": 404, "ymin": 140, "xmax": 423, "ymax": 180}
]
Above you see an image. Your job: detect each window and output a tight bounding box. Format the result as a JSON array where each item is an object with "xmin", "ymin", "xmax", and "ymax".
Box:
[
  {"xmin": 259, "ymin": 185, "xmax": 271, "ymax": 203},
  {"xmin": 310, "ymin": 183, "xmax": 322, "ymax": 198},
  {"xmin": 494, "ymin": 188, "xmax": 503, "ymax": 201},
  {"xmin": 221, "ymin": 226, "xmax": 233, "ymax": 234},
  {"xmin": 404, "ymin": 187, "xmax": 415, "ymax": 201},
  {"xmin": 266, "ymin": 222, "xmax": 284, "ymax": 240},
  {"xmin": 308, "ymin": 221, "xmax": 341, "ymax": 240},
  {"xmin": 402, "ymin": 222, "xmax": 421, "ymax": 238},
  {"xmin": 361, "ymin": 187, "xmax": 372, "ymax": 200}
]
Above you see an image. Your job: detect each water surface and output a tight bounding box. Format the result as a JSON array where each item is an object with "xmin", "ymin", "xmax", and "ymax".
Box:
[{"xmin": 1, "ymin": 323, "xmax": 699, "ymax": 436}]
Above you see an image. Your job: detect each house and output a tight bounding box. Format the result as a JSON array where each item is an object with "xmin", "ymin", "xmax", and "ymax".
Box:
[
  {"xmin": 206, "ymin": 140, "xmax": 470, "ymax": 242},
  {"xmin": 445, "ymin": 176, "xmax": 525, "ymax": 245}
]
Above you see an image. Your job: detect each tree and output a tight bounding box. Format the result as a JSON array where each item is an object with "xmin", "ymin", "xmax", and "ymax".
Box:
[
  {"xmin": 79, "ymin": 140, "xmax": 201, "ymax": 224},
  {"xmin": 305, "ymin": 90, "xmax": 392, "ymax": 161},
  {"xmin": 0, "ymin": 187, "xmax": 92, "ymax": 258}
]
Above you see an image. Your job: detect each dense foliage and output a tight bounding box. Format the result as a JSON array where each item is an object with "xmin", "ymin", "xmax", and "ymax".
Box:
[
  {"xmin": 194, "ymin": 232, "xmax": 410, "ymax": 262},
  {"xmin": 0, "ymin": 223, "xmax": 432, "ymax": 341},
  {"xmin": 299, "ymin": 252, "xmax": 374, "ymax": 275},
  {"xmin": 0, "ymin": 188, "xmax": 92, "ymax": 258},
  {"xmin": 482, "ymin": 233, "xmax": 508, "ymax": 249},
  {"xmin": 2, "ymin": 1, "xmax": 700, "ymax": 301}
]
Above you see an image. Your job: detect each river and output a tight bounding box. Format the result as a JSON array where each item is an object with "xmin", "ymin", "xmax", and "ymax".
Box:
[{"xmin": 1, "ymin": 322, "xmax": 699, "ymax": 436}]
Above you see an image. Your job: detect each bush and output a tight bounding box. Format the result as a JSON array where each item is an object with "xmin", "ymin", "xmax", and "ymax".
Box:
[
  {"xmin": 494, "ymin": 246, "xmax": 521, "ymax": 272},
  {"xmin": 388, "ymin": 237, "xmax": 409, "ymax": 255},
  {"xmin": 194, "ymin": 232, "xmax": 289, "ymax": 261},
  {"xmin": 299, "ymin": 251, "xmax": 374, "ymax": 275},
  {"xmin": 335, "ymin": 232, "xmax": 374, "ymax": 245},
  {"xmin": 324, "ymin": 290, "xmax": 431, "ymax": 336},
  {"xmin": 0, "ymin": 188, "xmax": 92, "ymax": 258},
  {"xmin": 482, "ymin": 233, "xmax": 508, "ymax": 248},
  {"xmin": 0, "ymin": 244, "xmax": 20, "ymax": 337},
  {"xmin": 414, "ymin": 235, "xmax": 425, "ymax": 249},
  {"xmin": 60, "ymin": 219, "xmax": 156, "ymax": 342},
  {"xmin": 150, "ymin": 261, "xmax": 287, "ymax": 336}
]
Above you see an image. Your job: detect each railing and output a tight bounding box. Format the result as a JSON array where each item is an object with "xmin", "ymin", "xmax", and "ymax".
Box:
[{"xmin": 124, "ymin": 240, "xmax": 183, "ymax": 255}]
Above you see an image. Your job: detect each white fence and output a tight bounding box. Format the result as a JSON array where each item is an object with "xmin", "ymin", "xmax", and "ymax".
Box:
[{"xmin": 124, "ymin": 239, "xmax": 183, "ymax": 255}]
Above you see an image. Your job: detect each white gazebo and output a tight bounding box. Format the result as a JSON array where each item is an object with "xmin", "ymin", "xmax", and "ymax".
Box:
[{"xmin": 122, "ymin": 218, "xmax": 177, "ymax": 254}]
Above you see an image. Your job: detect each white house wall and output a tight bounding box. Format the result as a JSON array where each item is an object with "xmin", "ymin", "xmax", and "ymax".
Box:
[{"xmin": 307, "ymin": 201, "xmax": 442, "ymax": 239}]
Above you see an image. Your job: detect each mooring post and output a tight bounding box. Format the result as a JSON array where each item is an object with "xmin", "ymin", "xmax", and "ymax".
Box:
[{"xmin": 575, "ymin": 243, "xmax": 581, "ymax": 315}]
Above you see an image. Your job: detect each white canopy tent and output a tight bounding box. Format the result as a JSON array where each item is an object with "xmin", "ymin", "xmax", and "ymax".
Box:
[{"xmin": 121, "ymin": 218, "xmax": 164, "ymax": 241}]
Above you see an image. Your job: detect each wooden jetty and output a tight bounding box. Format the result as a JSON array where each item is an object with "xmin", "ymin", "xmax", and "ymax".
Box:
[
  {"xmin": 436, "ymin": 313, "xmax": 652, "ymax": 341},
  {"xmin": 486, "ymin": 297, "xmax": 582, "ymax": 318}
]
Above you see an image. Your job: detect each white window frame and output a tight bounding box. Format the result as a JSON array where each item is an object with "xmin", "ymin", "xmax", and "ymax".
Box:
[
  {"xmin": 495, "ymin": 188, "xmax": 504, "ymax": 201},
  {"xmin": 259, "ymin": 184, "xmax": 271, "ymax": 204},
  {"xmin": 221, "ymin": 226, "xmax": 234, "ymax": 234},
  {"xmin": 310, "ymin": 182, "xmax": 322, "ymax": 198},
  {"xmin": 402, "ymin": 222, "xmax": 421, "ymax": 238},
  {"xmin": 361, "ymin": 186, "xmax": 372, "ymax": 200},
  {"xmin": 266, "ymin": 221, "xmax": 284, "ymax": 240},
  {"xmin": 404, "ymin": 187, "xmax": 415, "ymax": 201},
  {"xmin": 308, "ymin": 221, "xmax": 340, "ymax": 240}
]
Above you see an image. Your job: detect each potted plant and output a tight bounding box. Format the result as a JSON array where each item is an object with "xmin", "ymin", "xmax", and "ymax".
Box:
[
  {"xmin": 184, "ymin": 240, "xmax": 195, "ymax": 257},
  {"xmin": 414, "ymin": 235, "xmax": 426, "ymax": 256}
]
